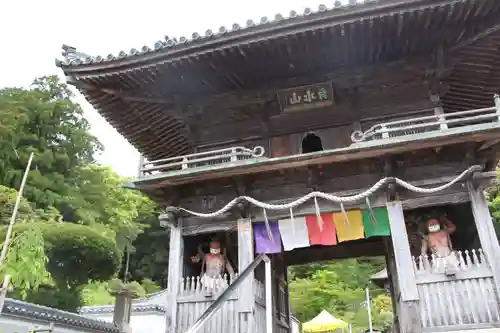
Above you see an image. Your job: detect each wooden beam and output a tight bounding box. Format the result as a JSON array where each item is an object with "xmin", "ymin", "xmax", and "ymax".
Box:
[
  {"xmin": 67, "ymin": 77, "xmax": 176, "ymax": 105},
  {"xmin": 386, "ymin": 201, "xmax": 421, "ymax": 333},
  {"xmin": 467, "ymin": 181, "xmax": 500, "ymax": 299},
  {"xmin": 451, "ymin": 23, "xmax": 500, "ymax": 52},
  {"xmin": 283, "ymin": 238, "xmax": 386, "ymax": 266},
  {"xmin": 237, "ymin": 217, "xmax": 255, "ymax": 333},
  {"xmin": 479, "ymin": 138, "xmax": 500, "ymax": 151},
  {"xmin": 387, "ymin": 201, "xmax": 419, "ymax": 301},
  {"xmin": 401, "ymin": 192, "xmax": 470, "ymax": 210},
  {"xmin": 237, "ymin": 218, "xmax": 254, "ymax": 312}
]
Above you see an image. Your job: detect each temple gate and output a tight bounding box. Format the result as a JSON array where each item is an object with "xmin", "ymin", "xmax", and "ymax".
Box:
[{"xmin": 58, "ymin": 1, "xmax": 500, "ymax": 332}]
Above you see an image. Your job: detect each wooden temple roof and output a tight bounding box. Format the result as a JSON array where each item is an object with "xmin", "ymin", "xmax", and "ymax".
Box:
[{"xmin": 57, "ymin": 0, "xmax": 500, "ymax": 161}]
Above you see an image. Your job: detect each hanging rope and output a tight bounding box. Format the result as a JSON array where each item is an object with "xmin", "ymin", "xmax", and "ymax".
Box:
[{"xmin": 169, "ymin": 165, "xmax": 482, "ymax": 219}]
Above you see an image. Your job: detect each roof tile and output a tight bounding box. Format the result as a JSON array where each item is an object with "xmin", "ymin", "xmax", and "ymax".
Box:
[
  {"xmin": 3, "ymin": 298, "xmax": 119, "ymax": 332},
  {"xmin": 57, "ymin": 0, "xmax": 375, "ymax": 67}
]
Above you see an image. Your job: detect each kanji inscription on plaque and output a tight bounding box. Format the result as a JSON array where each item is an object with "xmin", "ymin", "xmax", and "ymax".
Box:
[{"xmin": 277, "ymin": 82, "xmax": 334, "ymax": 112}]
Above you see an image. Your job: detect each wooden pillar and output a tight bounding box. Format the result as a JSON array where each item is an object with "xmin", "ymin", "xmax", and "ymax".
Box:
[
  {"xmin": 387, "ymin": 201, "xmax": 421, "ymax": 333},
  {"xmin": 166, "ymin": 217, "xmax": 184, "ymax": 333},
  {"xmin": 237, "ymin": 217, "xmax": 255, "ymax": 333},
  {"xmin": 284, "ymin": 264, "xmax": 292, "ymax": 333},
  {"xmin": 468, "ymin": 181, "xmax": 500, "ymax": 292},
  {"xmin": 385, "ymin": 242, "xmax": 401, "ymax": 333}
]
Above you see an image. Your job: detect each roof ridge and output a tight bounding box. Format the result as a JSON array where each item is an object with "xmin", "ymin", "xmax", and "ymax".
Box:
[
  {"xmin": 79, "ymin": 303, "xmax": 167, "ymax": 314},
  {"xmin": 134, "ymin": 287, "xmax": 168, "ymax": 301},
  {"xmin": 56, "ymin": 0, "xmax": 378, "ymax": 67},
  {"xmin": 3, "ymin": 298, "xmax": 119, "ymax": 332}
]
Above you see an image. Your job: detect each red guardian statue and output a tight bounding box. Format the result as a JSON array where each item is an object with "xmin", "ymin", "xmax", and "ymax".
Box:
[
  {"xmin": 191, "ymin": 239, "xmax": 235, "ymax": 291},
  {"xmin": 421, "ymin": 214, "xmax": 457, "ymax": 275}
]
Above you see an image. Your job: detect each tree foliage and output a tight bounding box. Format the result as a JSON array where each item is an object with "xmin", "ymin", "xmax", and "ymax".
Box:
[
  {"xmin": 289, "ymin": 258, "xmax": 391, "ymax": 332},
  {"xmin": 0, "ymin": 77, "xmax": 102, "ymax": 215},
  {"xmin": 69, "ymin": 164, "xmax": 155, "ymax": 251},
  {"xmin": 0, "ymin": 76, "xmax": 160, "ymax": 310},
  {"xmin": 0, "ymin": 226, "xmax": 51, "ymax": 299},
  {"xmin": 484, "ymin": 169, "xmax": 500, "ymax": 236},
  {"xmin": 0, "ymin": 185, "xmax": 34, "ymax": 224},
  {"xmin": 0, "ymin": 223, "xmax": 120, "ymax": 288}
]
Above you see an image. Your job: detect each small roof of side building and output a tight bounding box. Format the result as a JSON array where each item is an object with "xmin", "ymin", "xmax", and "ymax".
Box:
[
  {"xmin": 2, "ymin": 298, "xmax": 119, "ymax": 332},
  {"xmin": 56, "ymin": 0, "xmax": 500, "ymax": 161},
  {"xmin": 370, "ymin": 268, "xmax": 389, "ymax": 288},
  {"xmin": 79, "ymin": 289, "xmax": 168, "ymax": 316}
]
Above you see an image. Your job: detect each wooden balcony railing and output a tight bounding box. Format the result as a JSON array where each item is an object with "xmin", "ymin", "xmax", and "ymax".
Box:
[
  {"xmin": 351, "ymin": 94, "xmax": 500, "ymax": 143},
  {"xmin": 175, "ymin": 274, "xmax": 267, "ymax": 333},
  {"xmin": 135, "ymin": 96, "xmax": 500, "ymax": 179},
  {"xmin": 138, "ymin": 146, "xmax": 266, "ymax": 178},
  {"xmin": 412, "ymin": 249, "xmax": 500, "ymax": 330}
]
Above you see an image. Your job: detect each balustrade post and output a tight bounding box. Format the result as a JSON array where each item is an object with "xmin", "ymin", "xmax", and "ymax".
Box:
[
  {"xmin": 430, "ymin": 94, "xmax": 448, "ymax": 130},
  {"xmin": 494, "ymin": 94, "xmax": 500, "ymax": 123},
  {"xmin": 181, "ymin": 157, "xmax": 188, "ymax": 170},
  {"xmin": 230, "ymin": 148, "xmax": 238, "ymax": 162},
  {"xmin": 137, "ymin": 154, "xmax": 145, "ymax": 179},
  {"xmin": 381, "ymin": 124, "xmax": 390, "ymax": 139}
]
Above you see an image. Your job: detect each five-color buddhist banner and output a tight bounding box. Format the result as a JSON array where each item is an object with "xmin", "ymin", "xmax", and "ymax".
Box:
[{"xmin": 254, "ymin": 206, "xmax": 392, "ymax": 254}]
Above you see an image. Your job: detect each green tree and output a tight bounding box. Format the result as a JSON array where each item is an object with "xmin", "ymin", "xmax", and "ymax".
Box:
[
  {"xmin": 0, "ymin": 76, "xmax": 161, "ymax": 310},
  {"xmin": 1, "ymin": 222, "xmax": 121, "ymax": 310},
  {"xmin": 125, "ymin": 219, "xmax": 169, "ymax": 287},
  {"xmin": 0, "ymin": 226, "xmax": 51, "ymax": 298},
  {"xmin": 69, "ymin": 165, "xmax": 155, "ymax": 251},
  {"xmin": 0, "ymin": 185, "xmax": 35, "ymax": 224},
  {"xmin": 81, "ymin": 282, "xmax": 116, "ymax": 306},
  {"xmin": 289, "ymin": 258, "xmax": 390, "ymax": 331},
  {"xmin": 0, "ymin": 76, "xmax": 102, "ymax": 218}
]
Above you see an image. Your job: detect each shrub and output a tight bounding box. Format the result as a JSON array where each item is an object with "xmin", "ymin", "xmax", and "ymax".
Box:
[{"xmin": 0, "ymin": 222, "xmax": 121, "ymax": 287}]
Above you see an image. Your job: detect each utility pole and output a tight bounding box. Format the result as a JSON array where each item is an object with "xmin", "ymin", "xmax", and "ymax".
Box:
[
  {"xmin": 365, "ymin": 286, "xmax": 373, "ymax": 333},
  {"xmin": 0, "ymin": 152, "xmax": 34, "ymax": 315}
]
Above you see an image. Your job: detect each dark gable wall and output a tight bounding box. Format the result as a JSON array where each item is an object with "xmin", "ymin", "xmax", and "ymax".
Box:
[{"xmin": 193, "ymin": 61, "xmax": 434, "ymax": 158}]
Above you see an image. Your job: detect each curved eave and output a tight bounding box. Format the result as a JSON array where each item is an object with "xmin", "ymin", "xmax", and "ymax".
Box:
[
  {"xmin": 79, "ymin": 88, "xmax": 193, "ymax": 161},
  {"xmin": 442, "ymin": 30, "xmax": 500, "ymax": 112},
  {"xmin": 57, "ymin": 0, "xmax": 489, "ymax": 78}
]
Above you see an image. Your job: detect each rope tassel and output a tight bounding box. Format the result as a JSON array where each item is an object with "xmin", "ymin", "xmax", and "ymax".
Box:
[
  {"xmin": 262, "ymin": 208, "xmax": 273, "ymax": 241},
  {"xmin": 314, "ymin": 197, "xmax": 323, "ymax": 232},
  {"xmin": 340, "ymin": 202, "xmax": 350, "ymax": 231},
  {"xmin": 290, "ymin": 208, "xmax": 296, "ymax": 238},
  {"xmin": 365, "ymin": 197, "xmax": 377, "ymax": 230}
]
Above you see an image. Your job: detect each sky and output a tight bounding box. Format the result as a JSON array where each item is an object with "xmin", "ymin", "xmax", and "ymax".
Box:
[{"xmin": 0, "ymin": 0, "xmax": 329, "ymax": 176}]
